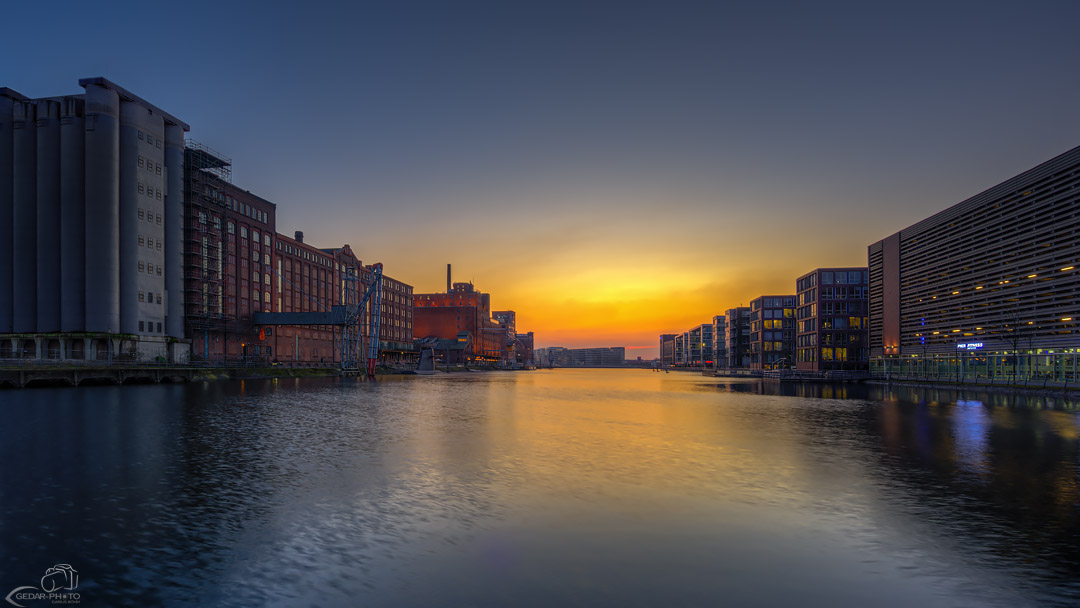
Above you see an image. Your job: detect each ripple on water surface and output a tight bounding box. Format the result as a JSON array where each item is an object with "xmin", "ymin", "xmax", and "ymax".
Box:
[{"xmin": 0, "ymin": 371, "xmax": 1078, "ymax": 606}]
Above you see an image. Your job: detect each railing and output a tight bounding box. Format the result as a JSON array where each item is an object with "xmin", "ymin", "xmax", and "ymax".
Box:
[{"xmin": 870, "ymin": 370, "xmax": 1077, "ymax": 390}]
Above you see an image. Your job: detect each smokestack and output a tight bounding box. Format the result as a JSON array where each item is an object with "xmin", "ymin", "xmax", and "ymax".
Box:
[
  {"xmin": 295, "ymin": 231, "xmax": 304, "ymax": 243},
  {"xmin": 447, "ymin": 263, "xmax": 451, "ymax": 293}
]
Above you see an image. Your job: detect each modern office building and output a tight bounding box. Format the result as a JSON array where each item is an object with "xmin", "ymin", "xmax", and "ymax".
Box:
[
  {"xmin": 711, "ymin": 316, "xmax": 727, "ymax": 369},
  {"xmin": 724, "ymin": 307, "xmax": 751, "ymax": 368},
  {"xmin": 674, "ymin": 332, "xmax": 687, "ymax": 366},
  {"xmin": 869, "ymin": 144, "xmax": 1080, "ymax": 379},
  {"xmin": 0, "ymin": 78, "xmax": 188, "ymax": 361},
  {"xmin": 686, "ymin": 323, "xmax": 712, "ymax": 367},
  {"xmin": 659, "ymin": 333, "xmax": 677, "ymax": 366},
  {"xmin": 749, "ymin": 296, "xmax": 795, "ymax": 370},
  {"xmin": 795, "ymin": 268, "xmax": 869, "ymax": 371}
]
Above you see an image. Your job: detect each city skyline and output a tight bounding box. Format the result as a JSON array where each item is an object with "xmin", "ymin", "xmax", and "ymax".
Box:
[{"xmin": 7, "ymin": 0, "xmax": 1080, "ymax": 357}]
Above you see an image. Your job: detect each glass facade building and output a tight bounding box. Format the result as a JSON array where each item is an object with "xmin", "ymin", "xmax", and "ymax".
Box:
[
  {"xmin": 795, "ymin": 268, "xmax": 869, "ymax": 371},
  {"xmin": 749, "ymin": 295, "xmax": 795, "ymax": 370}
]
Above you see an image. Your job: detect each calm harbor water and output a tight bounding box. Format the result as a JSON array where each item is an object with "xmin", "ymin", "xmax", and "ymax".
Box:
[{"xmin": 2, "ymin": 369, "xmax": 1079, "ymax": 607}]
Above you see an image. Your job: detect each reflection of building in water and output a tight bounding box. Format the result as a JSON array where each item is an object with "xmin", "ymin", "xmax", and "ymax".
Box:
[{"xmin": 869, "ymin": 145, "xmax": 1080, "ymax": 381}]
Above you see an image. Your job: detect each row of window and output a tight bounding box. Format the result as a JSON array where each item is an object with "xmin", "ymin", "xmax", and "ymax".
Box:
[
  {"xmin": 138, "ymin": 261, "xmax": 163, "ymax": 276},
  {"xmin": 205, "ymin": 187, "xmax": 271, "ymax": 225},
  {"xmin": 138, "ymin": 182, "xmax": 163, "ymax": 201},
  {"xmin": 138, "ymin": 291, "xmax": 162, "ymax": 304},
  {"xmin": 139, "ymin": 320, "xmax": 163, "ymax": 333},
  {"xmin": 138, "ymin": 235, "xmax": 162, "ymax": 251},
  {"xmin": 139, "ymin": 208, "xmax": 162, "ymax": 224},
  {"xmin": 137, "ymin": 130, "xmax": 162, "ymax": 148},
  {"xmin": 137, "ymin": 155, "xmax": 162, "ymax": 175}
]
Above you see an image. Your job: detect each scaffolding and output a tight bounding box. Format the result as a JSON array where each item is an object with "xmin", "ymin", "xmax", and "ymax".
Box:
[{"xmin": 183, "ymin": 140, "xmax": 232, "ymax": 360}]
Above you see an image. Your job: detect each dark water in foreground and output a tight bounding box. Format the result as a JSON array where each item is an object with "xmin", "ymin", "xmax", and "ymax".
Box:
[{"xmin": 2, "ymin": 370, "xmax": 1079, "ymax": 607}]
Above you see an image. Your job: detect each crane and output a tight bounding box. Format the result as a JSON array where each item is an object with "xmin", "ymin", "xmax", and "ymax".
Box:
[{"xmin": 341, "ymin": 263, "xmax": 383, "ymax": 376}]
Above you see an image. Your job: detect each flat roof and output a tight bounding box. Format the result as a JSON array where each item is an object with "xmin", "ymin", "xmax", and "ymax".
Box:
[
  {"xmin": 78, "ymin": 77, "xmax": 189, "ymax": 131},
  {"xmin": 0, "ymin": 87, "xmax": 28, "ymax": 101}
]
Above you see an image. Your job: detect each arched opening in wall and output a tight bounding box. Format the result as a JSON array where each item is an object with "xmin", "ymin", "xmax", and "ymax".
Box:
[
  {"xmin": 95, "ymin": 339, "xmax": 110, "ymax": 361},
  {"xmin": 0, "ymin": 341, "xmax": 11, "ymax": 358},
  {"xmin": 18, "ymin": 340, "xmax": 35, "ymax": 359},
  {"xmin": 69, "ymin": 340, "xmax": 85, "ymax": 360},
  {"xmin": 45, "ymin": 339, "xmax": 61, "ymax": 359}
]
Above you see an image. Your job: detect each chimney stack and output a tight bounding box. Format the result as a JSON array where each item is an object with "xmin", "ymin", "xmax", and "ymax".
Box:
[
  {"xmin": 447, "ymin": 263, "xmax": 452, "ymax": 293},
  {"xmin": 295, "ymin": 231, "xmax": 304, "ymax": 243}
]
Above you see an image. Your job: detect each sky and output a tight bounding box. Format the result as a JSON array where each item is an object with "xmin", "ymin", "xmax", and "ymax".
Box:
[{"xmin": 6, "ymin": 0, "xmax": 1080, "ymax": 358}]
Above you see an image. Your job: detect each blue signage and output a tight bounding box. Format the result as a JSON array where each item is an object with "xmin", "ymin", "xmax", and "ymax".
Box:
[{"xmin": 956, "ymin": 342, "xmax": 984, "ymax": 350}]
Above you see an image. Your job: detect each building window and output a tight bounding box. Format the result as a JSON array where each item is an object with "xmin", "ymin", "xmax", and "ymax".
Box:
[
  {"xmin": 139, "ymin": 321, "xmax": 144, "ymax": 331},
  {"xmin": 138, "ymin": 291, "xmax": 145, "ymax": 302},
  {"xmin": 157, "ymin": 267, "xmax": 162, "ymax": 276},
  {"xmin": 228, "ymin": 222, "xmax": 235, "ymax": 234},
  {"xmin": 157, "ymin": 294, "xmax": 162, "ymax": 304},
  {"xmin": 138, "ymin": 262, "xmax": 145, "ymax": 273},
  {"xmin": 157, "ymin": 322, "xmax": 162, "ymax": 333}
]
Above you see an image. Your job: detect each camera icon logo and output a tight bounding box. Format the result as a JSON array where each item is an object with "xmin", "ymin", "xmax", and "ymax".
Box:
[{"xmin": 40, "ymin": 564, "xmax": 78, "ymax": 593}]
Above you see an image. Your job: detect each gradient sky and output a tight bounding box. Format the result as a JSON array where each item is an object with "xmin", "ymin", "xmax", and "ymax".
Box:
[{"xmin": 7, "ymin": 0, "xmax": 1080, "ymax": 357}]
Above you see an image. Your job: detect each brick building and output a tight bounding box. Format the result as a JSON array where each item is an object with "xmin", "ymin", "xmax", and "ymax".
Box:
[
  {"xmin": 269, "ymin": 232, "xmax": 341, "ymax": 365},
  {"xmin": 413, "ymin": 281, "xmax": 507, "ymax": 363},
  {"xmin": 363, "ymin": 263, "xmax": 415, "ymax": 363},
  {"xmin": 184, "ymin": 142, "xmax": 278, "ymax": 363}
]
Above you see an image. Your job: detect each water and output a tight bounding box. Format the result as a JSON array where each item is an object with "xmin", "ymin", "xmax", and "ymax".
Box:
[{"xmin": 2, "ymin": 370, "xmax": 1079, "ymax": 607}]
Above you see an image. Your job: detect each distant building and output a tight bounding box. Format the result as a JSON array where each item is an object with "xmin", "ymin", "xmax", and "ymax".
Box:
[
  {"xmin": 684, "ymin": 324, "xmax": 711, "ymax": 367},
  {"xmin": 0, "ymin": 78, "xmax": 188, "ymax": 362},
  {"xmin": 749, "ymin": 295, "xmax": 796, "ymax": 370},
  {"xmin": 536, "ymin": 346, "xmax": 571, "ymax": 367},
  {"xmin": 569, "ymin": 347, "xmax": 626, "ymax": 367},
  {"xmin": 724, "ymin": 307, "xmax": 751, "ymax": 368},
  {"xmin": 414, "ymin": 280, "xmax": 507, "ymax": 363},
  {"xmin": 795, "ymin": 268, "xmax": 869, "ymax": 371},
  {"xmin": 712, "ymin": 315, "xmax": 726, "ymax": 369},
  {"xmin": 659, "ymin": 333, "xmax": 677, "ymax": 366},
  {"xmin": 513, "ymin": 331, "xmax": 535, "ymax": 366},
  {"xmin": 869, "ymin": 144, "xmax": 1080, "ymax": 378},
  {"xmin": 674, "ymin": 332, "xmax": 687, "ymax": 366}
]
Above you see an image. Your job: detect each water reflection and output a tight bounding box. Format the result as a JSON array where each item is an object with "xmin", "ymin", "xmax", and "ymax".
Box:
[{"xmin": 0, "ymin": 371, "xmax": 1078, "ymax": 606}]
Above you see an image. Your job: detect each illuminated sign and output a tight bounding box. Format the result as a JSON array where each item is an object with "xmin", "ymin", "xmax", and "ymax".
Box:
[{"xmin": 956, "ymin": 342, "xmax": 983, "ymax": 350}]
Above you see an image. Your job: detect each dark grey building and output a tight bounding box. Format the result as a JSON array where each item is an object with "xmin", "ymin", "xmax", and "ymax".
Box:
[
  {"xmin": 711, "ymin": 315, "xmax": 726, "ymax": 369},
  {"xmin": 795, "ymin": 267, "xmax": 869, "ymax": 371},
  {"xmin": 724, "ymin": 307, "xmax": 751, "ymax": 368},
  {"xmin": 749, "ymin": 296, "xmax": 795, "ymax": 370},
  {"xmin": 869, "ymin": 144, "xmax": 1080, "ymax": 379},
  {"xmin": 0, "ymin": 78, "xmax": 189, "ymax": 361}
]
